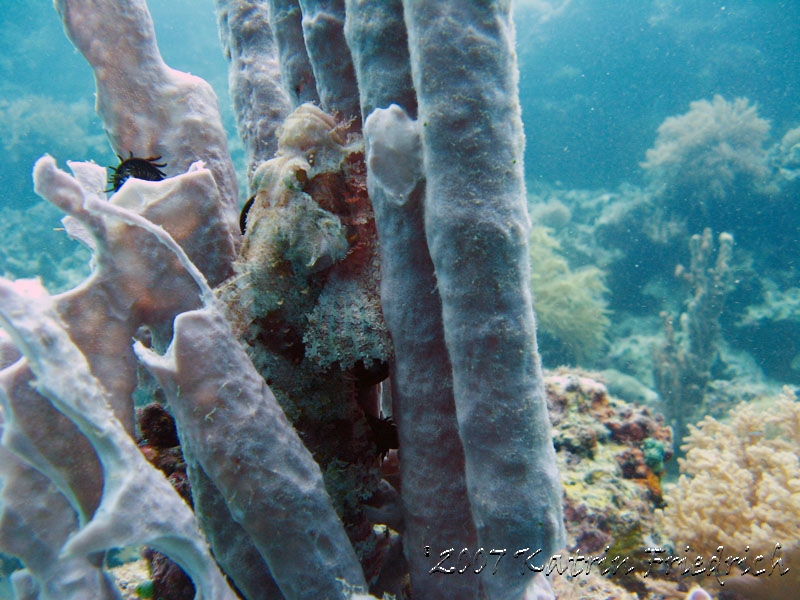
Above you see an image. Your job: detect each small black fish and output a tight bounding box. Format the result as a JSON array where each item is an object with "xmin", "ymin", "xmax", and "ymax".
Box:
[
  {"xmin": 240, "ymin": 195, "xmax": 256, "ymax": 234},
  {"xmin": 107, "ymin": 152, "xmax": 167, "ymax": 192},
  {"xmin": 352, "ymin": 358, "xmax": 390, "ymax": 389},
  {"xmin": 365, "ymin": 412, "xmax": 399, "ymax": 460}
]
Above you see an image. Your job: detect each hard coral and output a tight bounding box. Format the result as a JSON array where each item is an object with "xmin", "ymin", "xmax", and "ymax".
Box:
[{"xmin": 654, "ymin": 228, "xmax": 734, "ymax": 454}]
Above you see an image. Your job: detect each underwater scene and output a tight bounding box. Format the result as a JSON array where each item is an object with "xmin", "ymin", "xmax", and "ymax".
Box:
[{"xmin": 1, "ymin": 0, "xmax": 799, "ymax": 598}]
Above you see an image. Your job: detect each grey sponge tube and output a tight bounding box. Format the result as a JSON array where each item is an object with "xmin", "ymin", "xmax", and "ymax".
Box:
[
  {"xmin": 348, "ymin": 3, "xmax": 478, "ymax": 595},
  {"xmin": 403, "ymin": 0, "xmax": 565, "ymax": 596},
  {"xmin": 215, "ymin": 0, "xmax": 291, "ymax": 188},
  {"xmin": 136, "ymin": 307, "xmax": 368, "ymax": 599},
  {"xmin": 364, "ymin": 106, "xmax": 479, "ymax": 599},
  {"xmin": 298, "ymin": 0, "xmax": 360, "ymax": 119}
]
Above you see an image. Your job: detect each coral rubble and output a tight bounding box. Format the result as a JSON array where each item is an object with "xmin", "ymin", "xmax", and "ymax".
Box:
[{"xmin": 546, "ymin": 370, "xmax": 671, "ymax": 559}]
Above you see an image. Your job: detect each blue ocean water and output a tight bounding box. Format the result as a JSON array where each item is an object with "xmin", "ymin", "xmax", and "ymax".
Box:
[
  {"xmin": 516, "ymin": 0, "xmax": 800, "ymax": 188},
  {"xmin": 0, "ymin": 1, "xmax": 799, "ymax": 598}
]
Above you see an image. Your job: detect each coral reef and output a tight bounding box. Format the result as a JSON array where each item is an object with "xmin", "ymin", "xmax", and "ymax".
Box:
[
  {"xmin": 735, "ymin": 278, "xmax": 800, "ymax": 382},
  {"xmin": 0, "ymin": 94, "xmax": 112, "ymax": 212},
  {"xmin": 771, "ymin": 124, "xmax": 800, "ymax": 182},
  {"xmin": 106, "ymin": 559, "xmax": 150, "ymax": 600},
  {"xmin": 527, "ymin": 182, "xmax": 699, "ymax": 323},
  {"xmin": 657, "ymin": 388, "xmax": 800, "ymax": 597},
  {"xmin": 0, "ymin": 1, "xmax": 565, "ymax": 599},
  {"xmin": 550, "ymin": 571, "xmax": 639, "ymax": 600},
  {"xmin": 545, "ymin": 371, "xmax": 671, "ymax": 558},
  {"xmin": 739, "ymin": 283, "xmax": 800, "ymax": 326},
  {"xmin": 0, "ymin": 201, "xmax": 90, "ymax": 293},
  {"xmin": 0, "ymin": 95, "xmax": 108, "ymax": 166}
]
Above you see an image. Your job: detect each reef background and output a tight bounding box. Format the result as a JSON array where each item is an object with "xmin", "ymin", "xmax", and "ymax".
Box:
[{"xmin": 2, "ymin": 1, "xmax": 800, "ymax": 599}]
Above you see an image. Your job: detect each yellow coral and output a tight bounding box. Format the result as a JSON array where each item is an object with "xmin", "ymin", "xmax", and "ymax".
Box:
[
  {"xmin": 529, "ymin": 226, "xmax": 610, "ymax": 362},
  {"xmin": 658, "ymin": 390, "xmax": 800, "ymax": 592}
]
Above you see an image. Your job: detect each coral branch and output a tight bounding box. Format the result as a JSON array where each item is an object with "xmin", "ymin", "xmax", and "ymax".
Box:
[{"xmin": 654, "ymin": 228, "xmax": 734, "ymax": 450}]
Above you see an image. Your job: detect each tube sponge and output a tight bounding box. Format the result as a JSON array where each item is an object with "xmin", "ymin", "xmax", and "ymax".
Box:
[
  {"xmin": 403, "ymin": 1, "xmax": 565, "ymax": 595},
  {"xmin": 135, "ymin": 306, "xmax": 368, "ymax": 598},
  {"xmin": 365, "ymin": 104, "xmax": 479, "ymax": 599},
  {"xmin": 0, "ymin": 278, "xmax": 237, "ymax": 600}
]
